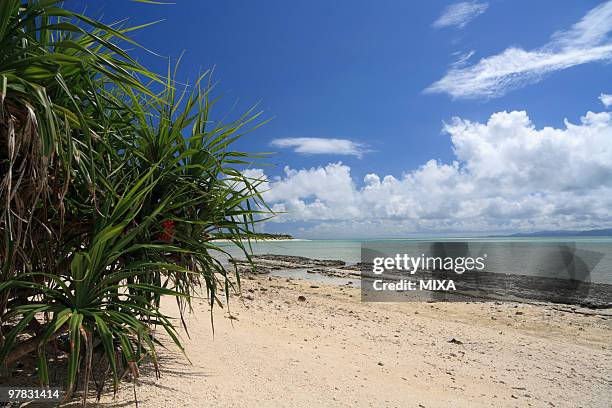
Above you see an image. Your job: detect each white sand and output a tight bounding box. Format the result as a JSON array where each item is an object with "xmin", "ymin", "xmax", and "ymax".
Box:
[{"xmin": 91, "ymin": 275, "xmax": 611, "ymax": 408}]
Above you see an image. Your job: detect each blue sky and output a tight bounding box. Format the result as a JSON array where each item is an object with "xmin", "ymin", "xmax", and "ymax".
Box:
[{"xmin": 79, "ymin": 1, "xmax": 612, "ymax": 237}]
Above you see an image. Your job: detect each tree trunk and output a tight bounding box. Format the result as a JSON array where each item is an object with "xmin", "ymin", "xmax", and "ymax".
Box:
[{"xmin": 3, "ymin": 327, "xmax": 67, "ymax": 366}]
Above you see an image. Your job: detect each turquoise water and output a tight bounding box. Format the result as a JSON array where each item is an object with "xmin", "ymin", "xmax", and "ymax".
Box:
[{"xmin": 216, "ymin": 238, "xmax": 612, "ymax": 284}]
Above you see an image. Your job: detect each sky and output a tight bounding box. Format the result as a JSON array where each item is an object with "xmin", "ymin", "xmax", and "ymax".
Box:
[{"xmin": 77, "ymin": 0, "xmax": 612, "ymax": 238}]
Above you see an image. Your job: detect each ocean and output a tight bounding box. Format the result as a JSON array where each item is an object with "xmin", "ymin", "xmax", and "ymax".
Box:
[{"xmin": 216, "ymin": 237, "xmax": 612, "ymax": 285}]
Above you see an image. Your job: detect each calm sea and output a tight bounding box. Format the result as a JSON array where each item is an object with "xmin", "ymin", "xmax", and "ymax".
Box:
[{"xmin": 216, "ymin": 237, "xmax": 612, "ymax": 285}]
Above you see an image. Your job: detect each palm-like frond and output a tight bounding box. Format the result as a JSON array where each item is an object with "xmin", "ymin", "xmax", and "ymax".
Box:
[{"xmin": 0, "ymin": 1, "xmax": 269, "ymax": 403}]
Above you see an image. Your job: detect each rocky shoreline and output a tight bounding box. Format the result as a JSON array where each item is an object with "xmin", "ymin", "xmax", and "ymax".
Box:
[
  {"xmin": 229, "ymin": 254, "xmax": 358, "ymax": 277},
  {"xmin": 229, "ymin": 254, "xmax": 612, "ymax": 310}
]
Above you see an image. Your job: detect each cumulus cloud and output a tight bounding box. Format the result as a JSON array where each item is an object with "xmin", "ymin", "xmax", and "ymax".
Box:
[
  {"xmin": 433, "ymin": 1, "xmax": 488, "ymax": 29},
  {"xmin": 271, "ymin": 137, "xmax": 367, "ymax": 157},
  {"xmin": 426, "ymin": 1, "xmax": 612, "ymax": 98},
  {"xmin": 600, "ymin": 93, "xmax": 612, "ymax": 108},
  {"xmin": 254, "ymin": 107, "xmax": 612, "ymax": 235}
]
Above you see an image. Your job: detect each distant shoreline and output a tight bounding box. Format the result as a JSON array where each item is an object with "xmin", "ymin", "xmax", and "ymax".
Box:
[
  {"xmin": 211, "ymin": 238, "xmax": 310, "ymax": 242},
  {"xmin": 491, "ymin": 227, "xmax": 612, "ymax": 238}
]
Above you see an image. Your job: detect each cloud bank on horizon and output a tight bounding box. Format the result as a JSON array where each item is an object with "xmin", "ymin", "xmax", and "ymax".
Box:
[
  {"xmin": 432, "ymin": 1, "xmax": 488, "ymax": 29},
  {"xmin": 247, "ymin": 105, "xmax": 612, "ymax": 237},
  {"xmin": 427, "ymin": 1, "xmax": 612, "ymax": 99}
]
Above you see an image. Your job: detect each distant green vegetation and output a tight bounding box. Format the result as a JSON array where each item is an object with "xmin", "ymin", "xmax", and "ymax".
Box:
[{"xmin": 214, "ymin": 232, "xmax": 293, "ymax": 240}]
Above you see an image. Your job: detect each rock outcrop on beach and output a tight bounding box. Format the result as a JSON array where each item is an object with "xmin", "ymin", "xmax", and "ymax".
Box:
[
  {"xmin": 229, "ymin": 254, "xmax": 359, "ymax": 278},
  {"xmin": 229, "ymin": 254, "xmax": 612, "ymax": 309}
]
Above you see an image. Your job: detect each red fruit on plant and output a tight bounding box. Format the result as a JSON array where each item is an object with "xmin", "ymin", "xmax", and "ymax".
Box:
[{"xmin": 157, "ymin": 220, "xmax": 175, "ymax": 242}]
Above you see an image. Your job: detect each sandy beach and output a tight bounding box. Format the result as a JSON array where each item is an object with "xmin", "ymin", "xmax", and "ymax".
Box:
[
  {"xmin": 86, "ymin": 273, "xmax": 611, "ymax": 408},
  {"xmin": 4, "ymin": 2, "xmax": 612, "ymax": 408}
]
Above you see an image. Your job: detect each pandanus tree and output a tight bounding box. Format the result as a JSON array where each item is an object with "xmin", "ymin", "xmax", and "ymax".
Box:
[{"xmin": 0, "ymin": 0, "xmax": 268, "ymax": 403}]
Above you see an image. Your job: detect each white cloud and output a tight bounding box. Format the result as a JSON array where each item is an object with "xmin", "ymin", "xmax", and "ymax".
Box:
[
  {"xmin": 450, "ymin": 50, "xmax": 476, "ymax": 68},
  {"xmin": 433, "ymin": 1, "xmax": 488, "ymax": 29},
  {"xmin": 600, "ymin": 93, "xmax": 612, "ymax": 108},
  {"xmin": 254, "ymin": 107, "xmax": 612, "ymax": 236},
  {"xmin": 427, "ymin": 1, "xmax": 612, "ymax": 98},
  {"xmin": 271, "ymin": 137, "xmax": 367, "ymax": 158}
]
